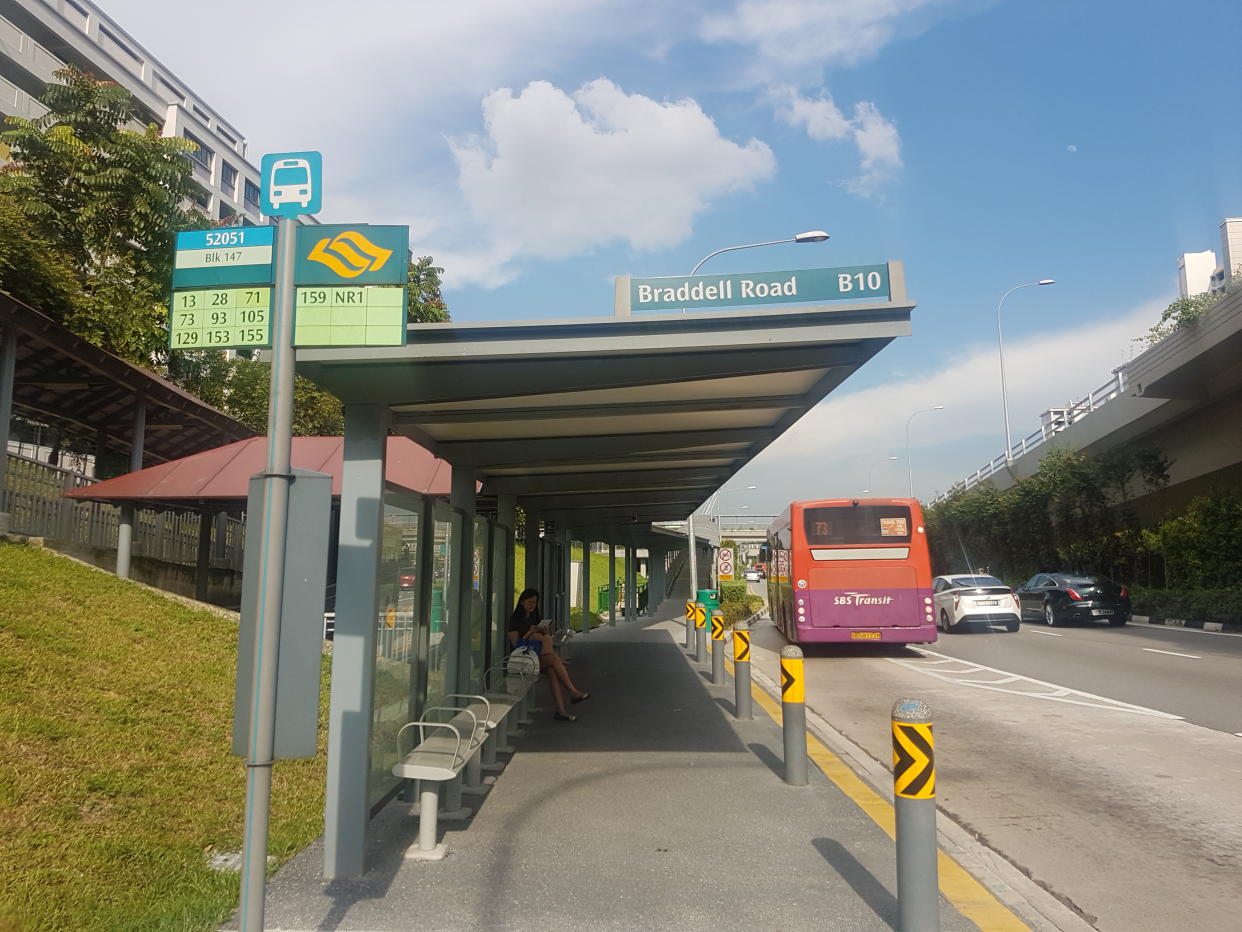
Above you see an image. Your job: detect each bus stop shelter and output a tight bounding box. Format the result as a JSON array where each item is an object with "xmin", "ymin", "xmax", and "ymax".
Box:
[{"xmin": 293, "ymin": 273, "xmax": 916, "ymax": 877}]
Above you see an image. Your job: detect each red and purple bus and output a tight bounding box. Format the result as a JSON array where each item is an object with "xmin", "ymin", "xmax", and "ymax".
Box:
[{"xmin": 761, "ymin": 498, "xmax": 936, "ymax": 644}]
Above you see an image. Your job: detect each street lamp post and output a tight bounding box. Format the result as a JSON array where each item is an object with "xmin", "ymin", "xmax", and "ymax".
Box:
[
  {"xmin": 905, "ymin": 407, "xmax": 944, "ymax": 498},
  {"xmin": 996, "ymin": 279, "xmax": 1055, "ymax": 461},
  {"xmin": 863, "ymin": 455, "xmax": 899, "ymax": 494},
  {"xmin": 684, "ymin": 230, "xmax": 830, "ymax": 312}
]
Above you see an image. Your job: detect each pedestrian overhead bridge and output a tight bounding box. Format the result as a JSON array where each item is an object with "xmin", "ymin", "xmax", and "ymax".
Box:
[{"xmin": 293, "ymin": 272, "xmax": 916, "ymax": 877}]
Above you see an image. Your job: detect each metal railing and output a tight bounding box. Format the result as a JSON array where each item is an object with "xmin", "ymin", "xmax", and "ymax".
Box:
[
  {"xmin": 2, "ymin": 451, "xmax": 245, "ymax": 568},
  {"xmin": 930, "ymin": 372, "xmax": 1126, "ymax": 504}
]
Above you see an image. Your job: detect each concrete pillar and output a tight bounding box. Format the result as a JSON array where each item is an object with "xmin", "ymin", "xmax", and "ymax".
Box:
[
  {"xmin": 451, "ymin": 465, "xmax": 476, "ymax": 692},
  {"xmin": 324, "ymin": 404, "xmax": 387, "ymax": 879},
  {"xmin": 194, "ymin": 510, "xmax": 213, "ymax": 602},
  {"xmin": 0, "ymin": 324, "xmax": 15, "ymax": 533},
  {"xmin": 559, "ymin": 527, "xmax": 571, "ymax": 632},
  {"xmin": 115, "ymin": 394, "xmax": 146, "ymax": 579}
]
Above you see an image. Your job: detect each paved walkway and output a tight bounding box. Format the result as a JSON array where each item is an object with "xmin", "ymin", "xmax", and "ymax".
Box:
[{"xmin": 236, "ymin": 606, "xmax": 1011, "ymax": 931}]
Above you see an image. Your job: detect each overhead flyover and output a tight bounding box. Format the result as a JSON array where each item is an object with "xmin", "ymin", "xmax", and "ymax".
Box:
[{"xmin": 293, "ymin": 264, "xmax": 915, "ymax": 878}]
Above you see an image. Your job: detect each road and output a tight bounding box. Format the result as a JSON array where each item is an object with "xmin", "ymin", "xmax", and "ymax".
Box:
[{"xmin": 743, "ymin": 582, "xmax": 1242, "ymax": 931}]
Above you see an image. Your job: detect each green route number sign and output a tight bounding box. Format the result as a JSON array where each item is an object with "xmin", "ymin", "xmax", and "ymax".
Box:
[
  {"xmin": 293, "ymin": 285, "xmax": 407, "ymax": 347},
  {"xmin": 169, "ymin": 287, "xmax": 272, "ymax": 349}
]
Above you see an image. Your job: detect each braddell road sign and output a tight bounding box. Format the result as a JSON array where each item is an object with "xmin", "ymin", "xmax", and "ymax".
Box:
[{"xmin": 626, "ymin": 264, "xmax": 890, "ymax": 312}]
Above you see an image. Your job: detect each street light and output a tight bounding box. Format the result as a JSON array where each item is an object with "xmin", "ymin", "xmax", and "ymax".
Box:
[
  {"xmin": 862, "ymin": 455, "xmax": 899, "ymax": 494},
  {"xmin": 905, "ymin": 407, "xmax": 944, "ymax": 498},
  {"xmin": 684, "ymin": 231, "xmax": 830, "ymax": 312},
  {"xmin": 996, "ymin": 279, "xmax": 1055, "ymax": 461}
]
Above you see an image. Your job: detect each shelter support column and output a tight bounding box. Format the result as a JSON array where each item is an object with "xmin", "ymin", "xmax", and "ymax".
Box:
[
  {"xmin": 0, "ymin": 324, "xmax": 15, "ymax": 533},
  {"xmin": 524, "ymin": 509, "xmax": 540, "ymax": 593},
  {"xmin": 115, "ymin": 394, "xmax": 146, "ymax": 579},
  {"xmin": 451, "ymin": 465, "xmax": 476, "ymax": 693},
  {"xmin": 649, "ymin": 546, "xmax": 665, "ymax": 612},
  {"xmin": 607, "ymin": 542, "xmax": 617, "ymax": 625},
  {"xmin": 325, "ymin": 404, "xmax": 388, "ymax": 879},
  {"xmin": 579, "ymin": 538, "xmax": 590, "ymax": 633},
  {"xmin": 194, "ymin": 510, "xmax": 213, "ymax": 602},
  {"xmin": 626, "ymin": 545, "xmax": 636, "ymax": 621},
  {"xmin": 559, "ymin": 527, "xmax": 571, "ymax": 631},
  {"xmin": 498, "ymin": 494, "xmax": 517, "ymax": 626}
]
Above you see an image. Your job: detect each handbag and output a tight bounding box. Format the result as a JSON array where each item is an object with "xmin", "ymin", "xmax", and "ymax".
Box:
[{"xmin": 506, "ymin": 645, "xmax": 539, "ymax": 676}]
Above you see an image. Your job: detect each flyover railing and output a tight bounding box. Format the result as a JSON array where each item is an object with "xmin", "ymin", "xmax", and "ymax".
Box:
[{"xmin": 929, "ymin": 372, "xmax": 1126, "ymax": 504}]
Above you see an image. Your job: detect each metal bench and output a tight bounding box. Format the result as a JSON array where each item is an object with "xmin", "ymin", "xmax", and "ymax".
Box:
[{"xmin": 393, "ymin": 668, "xmax": 539, "ymax": 860}]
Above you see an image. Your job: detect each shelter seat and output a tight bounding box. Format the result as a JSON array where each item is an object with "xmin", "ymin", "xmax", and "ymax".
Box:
[{"xmin": 394, "ymin": 671, "xmax": 539, "ymax": 859}]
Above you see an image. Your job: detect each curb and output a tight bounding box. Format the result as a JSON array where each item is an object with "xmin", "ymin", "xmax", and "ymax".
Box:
[{"xmin": 1131, "ymin": 614, "xmax": 1242, "ymax": 634}]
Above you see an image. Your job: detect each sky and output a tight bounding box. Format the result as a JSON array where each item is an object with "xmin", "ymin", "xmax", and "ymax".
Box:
[{"xmin": 105, "ymin": 0, "xmax": 1242, "ymax": 508}]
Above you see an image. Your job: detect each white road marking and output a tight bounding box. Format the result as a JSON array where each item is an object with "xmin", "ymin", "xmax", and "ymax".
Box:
[
  {"xmin": 1142, "ymin": 648, "xmax": 1202, "ymax": 660},
  {"xmin": 891, "ymin": 648, "xmax": 1184, "ymax": 719},
  {"xmin": 1028, "ymin": 629, "xmax": 1063, "ymax": 637}
]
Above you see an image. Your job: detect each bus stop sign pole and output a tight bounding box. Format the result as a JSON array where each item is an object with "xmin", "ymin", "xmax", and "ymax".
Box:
[{"xmin": 240, "ymin": 150, "xmax": 321, "ymax": 931}]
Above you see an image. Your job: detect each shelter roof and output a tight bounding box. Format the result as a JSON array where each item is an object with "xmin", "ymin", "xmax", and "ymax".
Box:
[
  {"xmin": 64, "ymin": 436, "xmax": 454, "ymax": 510},
  {"xmin": 295, "ymin": 272, "xmax": 915, "ymax": 534},
  {"xmin": 1, "ymin": 293, "xmax": 255, "ymax": 465}
]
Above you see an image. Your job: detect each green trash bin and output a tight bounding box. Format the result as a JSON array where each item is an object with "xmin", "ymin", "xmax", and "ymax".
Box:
[{"xmin": 696, "ymin": 588, "xmax": 721, "ymax": 616}]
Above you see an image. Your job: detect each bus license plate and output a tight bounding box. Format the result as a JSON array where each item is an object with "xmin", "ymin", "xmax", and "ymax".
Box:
[
  {"xmin": 851, "ymin": 632, "xmax": 882, "ymax": 640},
  {"xmin": 1092, "ymin": 609, "xmax": 1113, "ymax": 616}
]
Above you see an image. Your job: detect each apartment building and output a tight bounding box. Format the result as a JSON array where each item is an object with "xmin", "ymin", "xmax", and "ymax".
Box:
[{"xmin": 0, "ymin": 0, "xmax": 263, "ymax": 224}]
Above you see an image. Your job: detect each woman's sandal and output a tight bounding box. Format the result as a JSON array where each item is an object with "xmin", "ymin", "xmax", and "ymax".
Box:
[
  {"xmin": 570, "ymin": 692, "xmax": 590, "ymax": 704},
  {"xmin": 554, "ymin": 712, "xmax": 577, "ymax": 722}
]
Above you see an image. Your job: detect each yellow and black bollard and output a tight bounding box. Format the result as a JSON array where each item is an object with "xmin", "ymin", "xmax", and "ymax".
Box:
[
  {"xmin": 710, "ymin": 610, "xmax": 726, "ymax": 684},
  {"xmin": 694, "ymin": 601, "xmax": 707, "ymax": 663},
  {"xmin": 892, "ymin": 697, "xmax": 938, "ymax": 932},
  {"xmin": 780, "ymin": 645, "xmax": 808, "ymax": 785},
  {"xmin": 684, "ymin": 599, "xmax": 696, "ymax": 649},
  {"xmin": 732, "ymin": 620, "xmax": 752, "ymax": 719}
]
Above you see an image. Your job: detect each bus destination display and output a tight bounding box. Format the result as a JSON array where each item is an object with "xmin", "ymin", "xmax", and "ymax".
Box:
[{"xmin": 169, "ymin": 287, "xmax": 272, "ymax": 349}]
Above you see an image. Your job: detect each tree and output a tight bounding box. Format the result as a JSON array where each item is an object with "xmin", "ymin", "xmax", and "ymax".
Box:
[
  {"xmin": 0, "ymin": 65, "xmax": 206, "ymax": 363},
  {"xmin": 408, "ymin": 256, "xmax": 450, "ymax": 323}
]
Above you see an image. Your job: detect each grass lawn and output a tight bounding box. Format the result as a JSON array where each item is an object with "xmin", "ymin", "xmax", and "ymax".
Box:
[
  {"xmin": 0, "ymin": 542, "xmax": 328, "ymax": 932},
  {"xmin": 513, "ymin": 544, "xmax": 644, "ymax": 621}
]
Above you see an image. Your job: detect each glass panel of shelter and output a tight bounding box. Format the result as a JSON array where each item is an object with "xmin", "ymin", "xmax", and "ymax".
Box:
[
  {"xmin": 426, "ymin": 502, "xmax": 461, "ymax": 712},
  {"xmin": 367, "ymin": 495, "xmax": 421, "ymax": 807},
  {"xmin": 470, "ymin": 515, "xmax": 490, "ymax": 689}
]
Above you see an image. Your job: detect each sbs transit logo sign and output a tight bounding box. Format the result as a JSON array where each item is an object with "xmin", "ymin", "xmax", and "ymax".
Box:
[{"xmin": 307, "ymin": 230, "xmax": 393, "ymax": 278}]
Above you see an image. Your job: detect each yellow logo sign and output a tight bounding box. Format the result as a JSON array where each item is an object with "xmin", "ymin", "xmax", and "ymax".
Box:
[{"xmin": 307, "ymin": 230, "xmax": 394, "ymax": 278}]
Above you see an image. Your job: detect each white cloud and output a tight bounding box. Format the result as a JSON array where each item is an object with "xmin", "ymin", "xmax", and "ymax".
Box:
[
  {"xmin": 744, "ymin": 300, "xmax": 1163, "ymax": 502},
  {"xmin": 779, "ymin": 90, "xmax": 903, "ymax": 195},
  {"xmin": 449, "ymin": 79, "xmax": 776, "ymax": 274},
  {"xmin": 1067, "ymin": 144, "xmax": 1079, "ymax": 152},
  {"xmin": 701, "ymin": 0, "xmax": 959, "ymax": 79}
]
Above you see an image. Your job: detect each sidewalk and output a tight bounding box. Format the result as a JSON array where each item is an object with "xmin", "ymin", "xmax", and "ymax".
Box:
[{"xmin": 236, "ymin": 607, "xmax": 1002, "ymax": 932}]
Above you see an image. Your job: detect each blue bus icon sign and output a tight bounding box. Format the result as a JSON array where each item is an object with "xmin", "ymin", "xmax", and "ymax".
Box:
[{"xmin": 260, "ymin": 151, "xmax": 322, "ymax": 218}]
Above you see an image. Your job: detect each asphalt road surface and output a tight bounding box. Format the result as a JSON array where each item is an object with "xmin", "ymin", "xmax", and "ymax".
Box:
[{"xmin": 744, "ymin": 582, "xmax": 1242, "ymax": 931}]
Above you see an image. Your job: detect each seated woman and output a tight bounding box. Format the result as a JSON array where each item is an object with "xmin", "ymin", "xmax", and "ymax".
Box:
[{"xmin": 508, "ymin": 588, "xmax": 590, "ymax": 721}]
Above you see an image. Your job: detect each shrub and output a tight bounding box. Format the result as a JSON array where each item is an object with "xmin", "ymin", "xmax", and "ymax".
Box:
[{"xmin": 570, "ymin": 608, "xmax": 604, "ymax": 631}]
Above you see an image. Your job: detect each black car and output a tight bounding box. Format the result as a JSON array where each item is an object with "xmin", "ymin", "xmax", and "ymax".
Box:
[{"xmin": 1016, "ymin": 573, "xmax": 1131, "ymax": 627}]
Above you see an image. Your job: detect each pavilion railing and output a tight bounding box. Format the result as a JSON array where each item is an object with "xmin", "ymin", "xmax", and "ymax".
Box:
[{"xmin": 1, "ymin": 451, "xmax": 245, "ymax": 569}]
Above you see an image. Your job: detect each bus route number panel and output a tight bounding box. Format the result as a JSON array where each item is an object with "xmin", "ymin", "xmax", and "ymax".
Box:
[
  {"xmin": 293, "ymin": 286, "xmax": 407, "ymax": 347},
  {"xmin": 169, "ymin": 287, "xmax": 272, "ymax": 349}
]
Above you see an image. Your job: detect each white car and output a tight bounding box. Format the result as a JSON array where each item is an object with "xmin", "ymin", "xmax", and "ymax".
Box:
[
  {"xmin": 743, "ymin": 568, "xmax": 763, "ymax": 582},
  {"xmin": 932, "ymin": 574, "xmax": 1020, "ymax": 633}
]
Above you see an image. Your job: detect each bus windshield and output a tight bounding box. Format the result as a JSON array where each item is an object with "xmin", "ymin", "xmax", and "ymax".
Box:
[{"xmin": 803, "ymin": 504, "xmax": 912, "ymax": 545}]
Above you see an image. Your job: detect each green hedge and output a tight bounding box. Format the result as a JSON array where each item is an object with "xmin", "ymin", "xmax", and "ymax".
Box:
[
  {"xmin": 719, "ymin": 581, "xmax": 750, "ymax": 604},
  {"xmin": 1129, "ymin": 586, "xmax": 1242, "ymax": 626}
]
